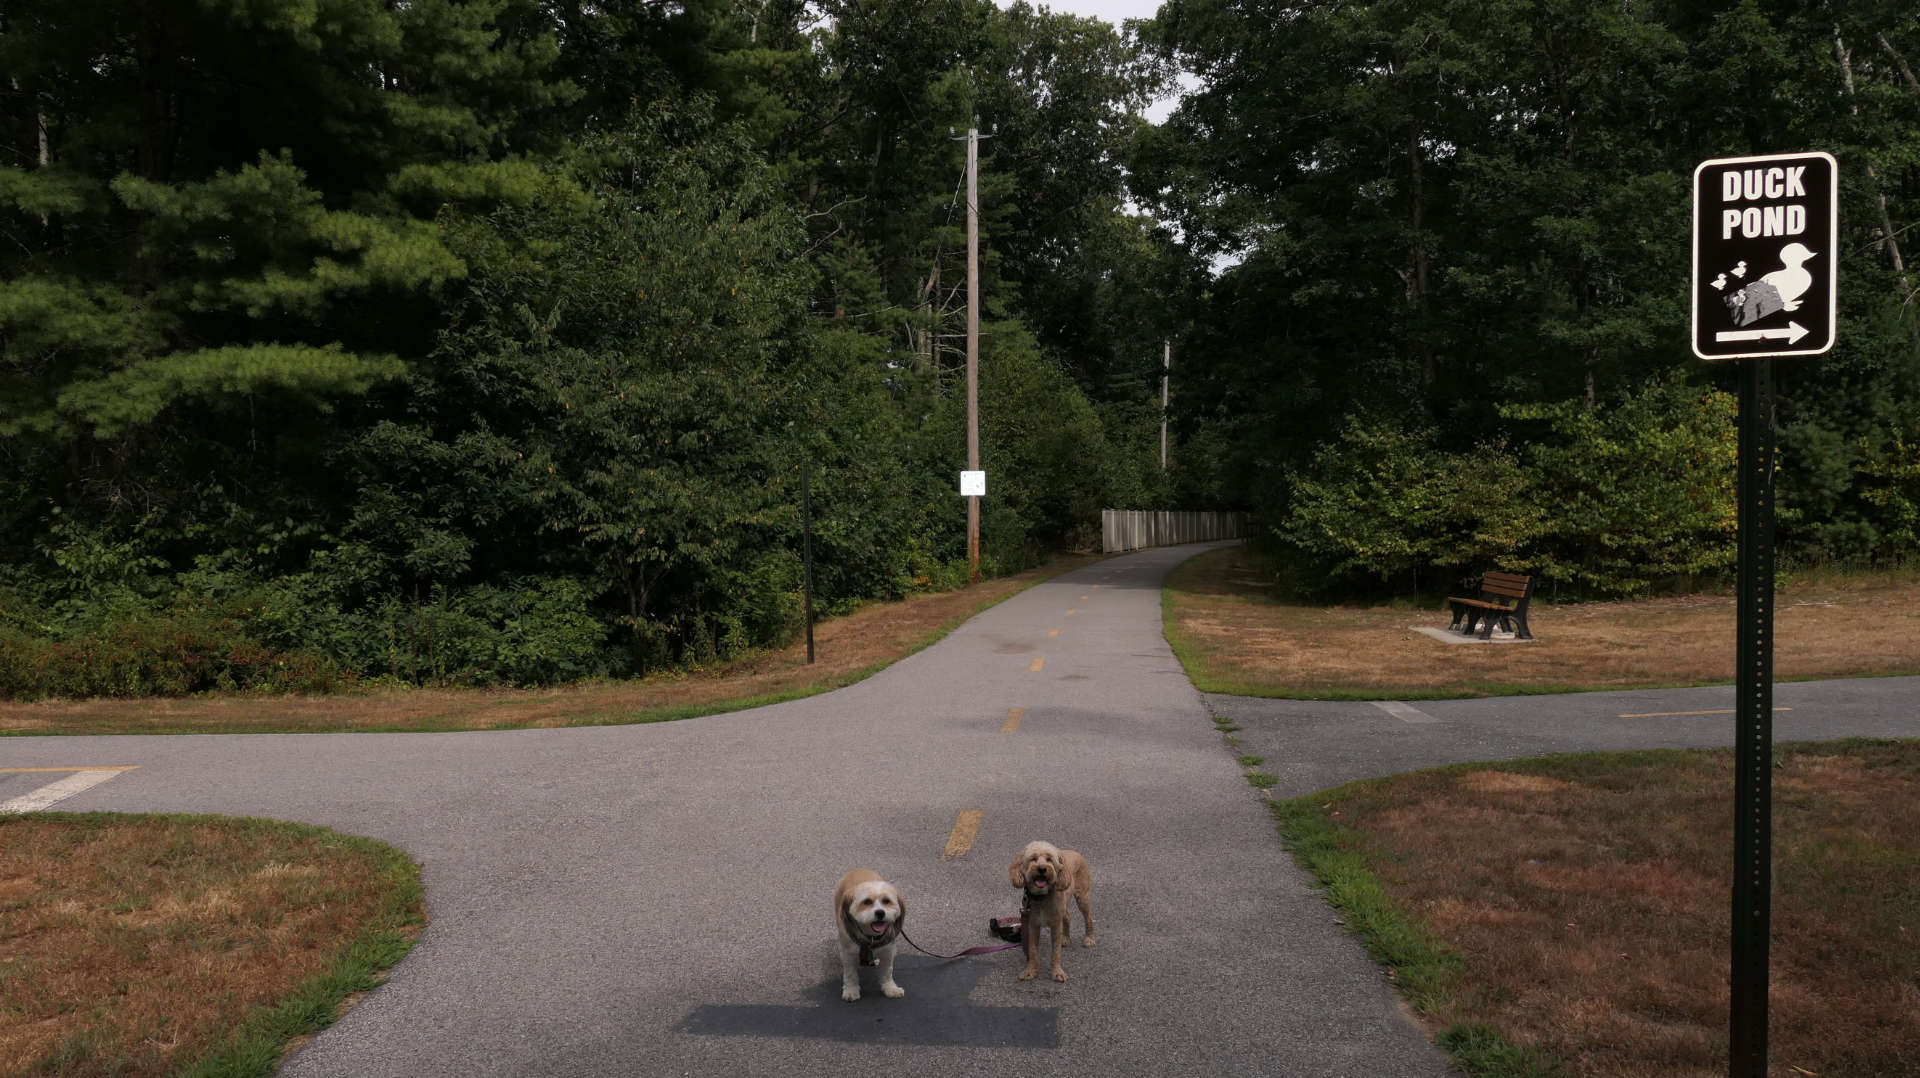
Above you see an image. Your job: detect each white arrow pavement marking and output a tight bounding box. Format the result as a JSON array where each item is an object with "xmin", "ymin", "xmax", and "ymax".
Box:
[
  {"xmin": 1370, "ymin": 700, "xmax": 1440, "ymax": 724},
  {"xmin": 0, "ymin": 767, "xmax": 137, "ymax": 813},
  {"xmin": 1716, "ymin": 321, "xmax": 1809, "ymax": 344}
]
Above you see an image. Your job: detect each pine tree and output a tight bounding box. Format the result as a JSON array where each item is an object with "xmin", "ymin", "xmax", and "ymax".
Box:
[{"xmin": 1, "ymin": 0, "xmax": 572, "ymax": 517}]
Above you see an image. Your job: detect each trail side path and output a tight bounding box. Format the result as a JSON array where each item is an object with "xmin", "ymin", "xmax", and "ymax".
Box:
[
  {"xmin": 1210, "ymin": 675, "xmax": 1920, "ymax": 800},
  {"xmin": 5, "ymin": 542, "xmax": 1452, "ymax": 1078}
]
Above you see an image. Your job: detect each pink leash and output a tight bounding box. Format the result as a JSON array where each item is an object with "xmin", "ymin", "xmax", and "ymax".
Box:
[{"xmin": 898, "ymin": 925, "xmax": 1020, "ymax": 959}]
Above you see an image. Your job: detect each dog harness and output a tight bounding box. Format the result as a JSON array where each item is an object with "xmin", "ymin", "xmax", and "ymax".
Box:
[{"xmin": 844, "ymin": 909, "xmax": 899, "ymax": 966}]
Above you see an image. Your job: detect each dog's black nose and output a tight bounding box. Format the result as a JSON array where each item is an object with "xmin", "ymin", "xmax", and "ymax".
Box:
[{"xmin": 873, "ymin": 911, "xmax": 887, "ymax": 922}]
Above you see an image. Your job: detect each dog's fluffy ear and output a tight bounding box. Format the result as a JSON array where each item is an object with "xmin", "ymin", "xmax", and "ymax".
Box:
[
  {"xmin": 1008, "ymin": 850, "xmax": 1027, "ymax": 888},
  {"xmin": 893, "ymin": 887, "xmax": 906, "ymax": 925}
]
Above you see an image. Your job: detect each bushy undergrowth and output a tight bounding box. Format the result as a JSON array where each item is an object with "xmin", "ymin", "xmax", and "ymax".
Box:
[
  {"xmin": 0, "ymin": 607, "xmax": 343, "ymax": 700},
  {"xmin": 1276, "ymin": 374, "xmax": 1920, "ymax": 601},
  {"xmin": 0, "ymin": 547, "xmax": 1015, "ymax": 700},
  {"xmin": 1278, "ymin": 379, "xmax": 1742, "ymax": 598},
  {"xmin": 227, "ymin": 574, "xmax": 622, "ymax": 687},
  {"xmin": 0, "ymin": 571, "xmax": 643, "ymax": 699}
]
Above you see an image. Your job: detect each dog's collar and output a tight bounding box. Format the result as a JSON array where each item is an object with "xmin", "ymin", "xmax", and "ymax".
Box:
[{"xmin": 844, "ymin": 909, "xmax": 899, "ymax": 965}]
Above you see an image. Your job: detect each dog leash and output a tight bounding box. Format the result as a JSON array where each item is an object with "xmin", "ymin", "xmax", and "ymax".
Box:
[
  {"xmin": 897, "ymin": 892, "xmax": 1033, "ymax": 959},
  {"xmin": 897, "ymin": 926, "xmax": 1021, "ymax": 959}
]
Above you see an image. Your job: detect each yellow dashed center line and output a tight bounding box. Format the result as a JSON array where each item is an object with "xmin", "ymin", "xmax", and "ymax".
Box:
[
  {"xmin": 1065, "ymin": 609, "xmax": 1076, "ymax": 616},
  {"xmin": 1029, "ymin": 657, "xmax": 1045, "ymax": 673},
  {"xmin": 1619, "ymin": 707, "xmax": 1792, "ymax": 719},
  {"xmin": 942, "ymin": 809, "xmax": 984, "ymax": 860},
  {"xmin": 0, "ymin": 766, "xmax": 140, "ymax": 773},
  {"xmin": 1001, "ymin": 707, "xmax": 1025, "ymax": 733},
  {"xmin": 1048, "ymin": 628, "xmax": 1060, "ymax": 638},
  {"xmin": 1080, "ymin": 594, "xmax": 1089, "ymax": 600}
]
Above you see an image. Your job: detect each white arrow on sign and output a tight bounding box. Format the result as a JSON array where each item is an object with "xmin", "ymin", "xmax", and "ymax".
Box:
[{"xmin": 1715, "ymin": 322, "xmax": 1809, "ymax": 345}]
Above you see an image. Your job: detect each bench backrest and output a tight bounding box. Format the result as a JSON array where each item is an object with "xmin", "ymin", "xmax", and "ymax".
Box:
[{"xmin": 1480, "ymin": 571, "xmax": 1532, "ymax": 602}]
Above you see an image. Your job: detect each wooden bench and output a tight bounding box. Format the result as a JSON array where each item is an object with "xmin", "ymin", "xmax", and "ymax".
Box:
[{"xmin": 1447, "ymin": 571, "xmax": 1535, "ymax": 640}]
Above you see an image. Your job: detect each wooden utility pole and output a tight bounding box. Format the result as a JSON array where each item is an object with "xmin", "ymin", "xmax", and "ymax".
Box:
[
  {"xmin": 965, "ymin": 122, "xmax": 981, "ymax": 584},
  {"xmin": 1160, "ymin": 340, "xmax": 1170, "ymax": 469}
]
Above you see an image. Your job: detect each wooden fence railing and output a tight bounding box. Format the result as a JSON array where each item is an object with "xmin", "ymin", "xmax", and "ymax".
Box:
[{"xmin": 1100, "ymin": 510, "xmax": 1250, "ymax": 553}]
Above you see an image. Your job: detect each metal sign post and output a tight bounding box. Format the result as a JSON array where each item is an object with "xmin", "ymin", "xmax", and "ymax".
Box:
[
  {"xmin": 1729, "ymin": 355, "xmax": 1775, "ymax": 1078},
  {"xmin": 1690, "ymin": 151, "xmax": 1836, "ymax": 1078},
  {"xmin": 802, "ymin": 462, "xmax": 815, "ymax": 664}
]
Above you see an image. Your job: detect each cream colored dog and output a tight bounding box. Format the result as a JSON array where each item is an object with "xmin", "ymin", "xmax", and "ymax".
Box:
[
  {"xmin": 834, "ymin": 868, "xmax": 906, "ymax": 1002},
  {"xmin": 1008, "ymin": 840, "xmax": 1094, "ymax": 982}
]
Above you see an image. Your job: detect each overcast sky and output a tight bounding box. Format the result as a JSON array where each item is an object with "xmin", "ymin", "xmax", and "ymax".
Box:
[{"xmin": 1011, "ymin": 0, "xmax": 1165, "ymax": 21}]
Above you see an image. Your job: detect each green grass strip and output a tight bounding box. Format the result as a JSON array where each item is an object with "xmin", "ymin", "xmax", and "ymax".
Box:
[
  {"xmin": 168, "ymin": 816, "xmax": 427, "ymax": 1078},
  {"xmin": 1265, "ymin": 795, "xmax": 1463, "ymax": 1008},
  {"xmin": 1436, "ymin": 1025, "xmax": 1567, "ymax": 1078},
  {"xmin": 1267, "ymin": 793, "xmax": 1565, "ymax": 1077}
]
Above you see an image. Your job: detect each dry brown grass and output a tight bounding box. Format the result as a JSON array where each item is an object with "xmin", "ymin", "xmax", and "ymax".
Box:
[
  {"xmin": 0, "ymin": 555, "xmax": 1106, "ymax": 736},
  {"xmin": 1167, "ymin": 546, "xmax": 1920, "ymax": 697},
  {"xmin": 0, "ymin": 813, "xmax": 424, "ymax": 1077},
  {"xmin": 1301, "ymin": 741, "xmax": 1920, "ymax": 1077}
]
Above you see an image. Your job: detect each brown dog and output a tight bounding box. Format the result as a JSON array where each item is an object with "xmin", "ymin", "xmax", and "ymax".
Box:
[
  {"xmin": 1007, "ymin": 840, "xmax": 1094, "ymax": 982},
  {"xmin": 833, "ymin": 869, "xmax": 906, "ymax": 1001}
]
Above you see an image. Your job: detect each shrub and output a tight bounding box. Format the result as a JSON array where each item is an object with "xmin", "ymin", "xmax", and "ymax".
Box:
[
  {"xmin": 332, "ymin": 577, "xmax": 619, "ymax": 687},
  {"xmin": 1280, "ymin": 417, "xmax": 1532, "ymax": 593},
  {"xmin": 1857, "ymin": 431, "xmax": 1920, "ymax": 557},
  {"xmin": 1278, "ymin": 377, "xmax": 1740, "ymax": 598},
  {"xmin": 0, "ymin": 608, "xmax": 343, "ymax": 700},
  {"xmin": 1504, "ymin": 377, "xmax": 1737, "ymax": 594}
]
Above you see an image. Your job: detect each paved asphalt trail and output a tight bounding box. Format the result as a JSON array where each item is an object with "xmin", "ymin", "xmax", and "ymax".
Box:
[
  {"xmin": 10, "ymin": 540, "xmax": 1916, "ymax": 1076},
  {"xmin": 5, "ymin": 541, "xmax": 1449, "ymax": 1077},
  {"xmin": 1207, "ymin": 672, "xmax": 1920, "ymax": 800}
]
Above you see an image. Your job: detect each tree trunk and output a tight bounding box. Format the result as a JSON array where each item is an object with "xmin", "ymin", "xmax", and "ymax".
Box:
[
  {"xmin": 914, "ymin": 262, "xmax": 939, "ymax": 372},
  {"xmin": 1398, "ymin": 76, "xmax": 1435, "ymax": 391},
  {"xmin": 133, "ymin": 0, "xmax": 181, "ymax": 184},
  {"xmin": 624, "ymin": 562, "xmax": 663, "ymax": 677},
  {"xmin": 857, "ymin": 122, "xmax": 885, "ymax": 234},
  {"xmin": 6, "ymin": 68, "xmax": 50, "ymax": 222},
  {"xmin": 1879, "ymin": 32, "xmax": 1920, "ymax": 103},
  {"xmin": 1839, "ymin": 30, "xmax": 1911, "ymax": 307},
  {"xmin": 1546, "ymin": 28, "xmax": 1597, "ymax": 405},
  {"xmin": 131, "ymin": 0, "xmax": 184, "ymax": 299}
]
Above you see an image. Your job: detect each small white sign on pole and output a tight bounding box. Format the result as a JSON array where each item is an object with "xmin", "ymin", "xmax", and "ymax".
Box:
[{"xmin": 959, "ymin": 470, "xmax": 986, "ymax": 497}]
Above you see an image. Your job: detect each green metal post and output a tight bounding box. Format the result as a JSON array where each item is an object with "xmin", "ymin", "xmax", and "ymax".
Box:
[{"xmin": 1729, "ymin": 356, "xmax": 1775, "ymax": 1077}]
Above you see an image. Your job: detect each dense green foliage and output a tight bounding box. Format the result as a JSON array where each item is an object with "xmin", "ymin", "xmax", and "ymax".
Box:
[
  {"xmin": 0, "ymin": 0, "xmax": 1181, "ymax": 695},
  {"xmin": 1281, "ymin": 380, "xmax": 1738, "ymax": 595},
  {"xmin": 1142, "ymin": 0, "xmax": 1920, "ymax": 592},
  {"xmin": 5, "ymin": 0, "xmax": 1918, "ymax": 697}
]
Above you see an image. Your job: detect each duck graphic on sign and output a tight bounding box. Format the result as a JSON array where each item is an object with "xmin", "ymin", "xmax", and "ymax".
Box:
[{"xmin": 1713, "ymin": 242, "xmax": 1816, "ymax": 328}]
